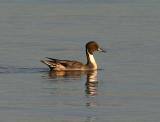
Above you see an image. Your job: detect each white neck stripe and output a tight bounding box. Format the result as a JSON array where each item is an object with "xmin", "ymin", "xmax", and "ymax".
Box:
[{"xmin": 87, "ymin": 50, "xmax": 97, "ymax": 69}]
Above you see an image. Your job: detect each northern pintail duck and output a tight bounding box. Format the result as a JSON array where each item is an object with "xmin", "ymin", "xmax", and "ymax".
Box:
[{"xmin": 41, "ymin": 41, "xmax": 106, "ymax": 71}]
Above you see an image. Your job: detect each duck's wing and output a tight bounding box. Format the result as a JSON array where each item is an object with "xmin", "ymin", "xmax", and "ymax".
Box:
[{"xmin": 41, "ymin": 57, "xmax": 85, "ymax": 71}]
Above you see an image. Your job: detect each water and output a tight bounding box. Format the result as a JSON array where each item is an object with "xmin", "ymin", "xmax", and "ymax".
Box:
[{"xmin": 0, "ymin": 0, "xmax": 160, "ymax": 121}]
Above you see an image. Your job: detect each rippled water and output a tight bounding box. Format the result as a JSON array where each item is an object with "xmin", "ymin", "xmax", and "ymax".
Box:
[{"xmin": 0, "ymin": 0, "xmax": 160, "ymax": 121}]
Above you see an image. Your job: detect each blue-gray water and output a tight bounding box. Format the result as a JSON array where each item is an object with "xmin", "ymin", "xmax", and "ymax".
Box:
[{"xmin": 0, "ymin": 0, "xmax": 160, "ymax": 121}]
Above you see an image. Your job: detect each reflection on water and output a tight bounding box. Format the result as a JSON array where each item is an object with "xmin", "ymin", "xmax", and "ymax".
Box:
[
  {"xmin": 46, "ymin": 70, "xmax": 99, "ymax": 112},
  {"xmin": 85, "ymin": 70, "xmax": 98, "ymax": 110},
  {"xmin": 85, "ymin": 70, "xmax": 98, "ymax": 96},
  {"xmin": 85, "ymin": 116, "xmax": 97, "ymax": 122},
  {"xmin": 48, "ymin": 70, "xmax": 87, "ymax": 79},
  {"xmin": 0, "ymin": 0, "xmax": 159, "ymax": 121},
  {"xmin": 47, "ymin": 70, "xmax": 98, "ymax": 97}
]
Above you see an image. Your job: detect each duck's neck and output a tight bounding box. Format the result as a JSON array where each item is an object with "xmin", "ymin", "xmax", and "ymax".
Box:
[{"xmin": 86, "ymin": 49, "xmax": 97, "ymax": 70}]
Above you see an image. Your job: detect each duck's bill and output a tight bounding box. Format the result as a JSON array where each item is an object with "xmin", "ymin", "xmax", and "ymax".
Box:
[{"xmin": 98, "ymin": 48, "xmax": 106, "ymax": 53}]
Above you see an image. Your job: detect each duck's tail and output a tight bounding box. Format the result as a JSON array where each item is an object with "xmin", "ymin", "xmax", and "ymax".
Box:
[{"xmin": 41, "ymin": 60, "xmax": 55, "ymax": 71}]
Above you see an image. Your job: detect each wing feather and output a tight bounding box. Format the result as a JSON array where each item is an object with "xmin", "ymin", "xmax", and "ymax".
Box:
[{"xmin": 41, "ymin": 57, "xmax": 85, "ymax": 70}]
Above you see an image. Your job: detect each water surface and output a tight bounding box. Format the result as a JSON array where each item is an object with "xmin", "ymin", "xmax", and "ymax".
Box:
[{"xmin": 0, "ymin": 0, "xmax": 160, "ymax": 121}]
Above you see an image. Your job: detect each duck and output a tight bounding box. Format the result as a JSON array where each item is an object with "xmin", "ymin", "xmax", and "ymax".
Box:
[{"xmin": 41, "ymin": 41, "xmax": 106, "ymax": 71}]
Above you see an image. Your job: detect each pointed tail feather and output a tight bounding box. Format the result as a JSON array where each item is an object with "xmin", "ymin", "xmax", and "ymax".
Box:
[
  {"xmin": 41, "ymin": 60, "xmax": 55, "ymax": 70},
  {"xmin": 45, "ymin": 57, "xmax": 58, "ymax": 62}
]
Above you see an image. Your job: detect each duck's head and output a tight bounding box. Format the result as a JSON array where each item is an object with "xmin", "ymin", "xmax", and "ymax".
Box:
[{"xmin": 86, "ymin": 41, "xmax": 106, "ymax": 54}]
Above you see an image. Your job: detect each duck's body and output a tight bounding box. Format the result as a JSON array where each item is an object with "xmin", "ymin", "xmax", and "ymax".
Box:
[
  {"xmin": 41, "ymin": 41, "xmax": 105, "ymax": 71},
  {"xmin": 41, "ymin": 58, "xmax": 86, "ymax": 71}
]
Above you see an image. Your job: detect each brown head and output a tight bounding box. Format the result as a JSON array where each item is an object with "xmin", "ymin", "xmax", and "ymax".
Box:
[{"xmin": 86, "ymin": 41, "xmax": 106, "ymax": 54}]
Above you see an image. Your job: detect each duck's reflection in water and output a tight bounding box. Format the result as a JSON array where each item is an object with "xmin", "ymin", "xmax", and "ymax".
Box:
[
  {"xmin": 85, "ymin": 70, "xmax": 98, "ymax": 109},
  {"xmin": 46, "ymin": 70, "xmax": 99, "ymax": 114},
  {"xmin": 85, "ymin": 70, "xmax": 98, "ymax": 96},
  {"xmin": 48, "ymin": 70, "xmax": 88, "ymax": 80},
  {"xmin": 48, "ymin": 71, "xmax": 87, "ymax": 81},
  {"xmin": 47, "ymin": 70, "xmax": 98, "ymax": 96},
  {"xmin": 47, "ymin": 70, "xmax": 98, "ymax": 95}
]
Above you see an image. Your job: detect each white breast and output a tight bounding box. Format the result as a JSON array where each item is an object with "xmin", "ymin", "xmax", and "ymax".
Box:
[{"xmin": 88, "ymin": 53, "xmax": 97, "ymax": 69}]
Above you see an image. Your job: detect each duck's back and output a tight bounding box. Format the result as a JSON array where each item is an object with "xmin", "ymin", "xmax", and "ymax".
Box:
[{"xmin": 41, "ymin": 58, "xmax": 85, "ymax": 71}]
